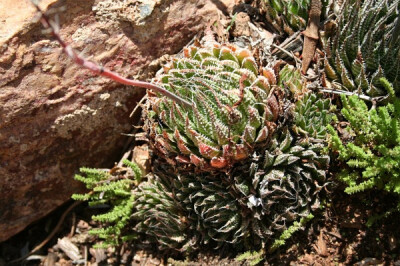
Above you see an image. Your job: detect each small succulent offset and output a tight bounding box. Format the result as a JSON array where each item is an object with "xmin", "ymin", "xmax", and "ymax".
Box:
[
  {"xmin": 323, "ymin": 0, "xmax": 400, "ymax": 98},
  {"xmin": 293, "ymin": 92, "xmax": 333, "ymax": 141},
  {"xmin": 260, "ymin": 0, "xmax": 310, "ymax": 35},
  {"xmin": 279, "ymin": 65, "xmax": 334, "ymax": 142},
  {"xmin": 145, "ymin": 43, "xmax": 281, "ymax": 172},
  {"xmin": 131, "ymin": 169, "xmax": 194, "ymax": 252}
]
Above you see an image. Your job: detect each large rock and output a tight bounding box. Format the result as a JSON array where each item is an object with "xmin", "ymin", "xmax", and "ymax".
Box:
[{"xmin": 0, "ymin": 0, "xmax": 233, "ymax": 241}]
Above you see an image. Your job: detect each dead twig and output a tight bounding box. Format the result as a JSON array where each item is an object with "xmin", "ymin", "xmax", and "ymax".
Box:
[
  {"xmin": 271, "ymin": 43, "xmax": 301, "ymax": 64},
  {"xmin": 30, "ymin": 1, "xmax": 191, "ymax": 108},
  {"xmin": 322, "ymin": 229, "xmax": 343, "ymax": 240},
  {"xmin": 117, "ymin": 149, "xmax": 133, "ymax": 168},
  {"xmin": 130, "ymin": 96, "xmax": 147, "ymax": 118},
  {"xmin": 320, "ymin": 88, "xmax": 386, "ymax": 102},
  {"xmin": 9, "ymin": 201, "xmax": 82, "ymax": 264},
  {"xmin": 68, "ymin": 211, "xmax": 76, "ymax": 238},
  {"xmin": 313, "ymin": 231, "xmax": 328, "ymax": 257}
]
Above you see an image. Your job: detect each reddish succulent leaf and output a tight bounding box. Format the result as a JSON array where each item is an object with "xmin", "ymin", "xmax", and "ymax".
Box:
[
  {"xmin": 175, "ymin": 129, "xmax": 191, "ymax": 155},
  {"xmin": 255, "ymin": 126, "xmax": 269, "ymax": 143},
  {"xmin": 262, "ymin": 68, "xmax": 277, "ymax": 85},
  {"xmin": 175, "ymin": 155, "xmax": 191, "ymax": 164},
  {"xmin": 210, "ymin": 157, "xmax": 228, "ymax": 168},
  {"xmin": 234, "ymin": 144, "xmax": 248, "ymax": 161},
  {"xmin": 198, "ymin": 142, "xmax": 221, "ymax": 159},
  {"xmin": 190, "ymin": 154, "xmax": 207, "ymax": 167}
]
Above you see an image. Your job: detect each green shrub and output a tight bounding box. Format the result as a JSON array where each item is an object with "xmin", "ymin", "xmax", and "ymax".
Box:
[{"xmin": 328, "ymin": 94, "xmax": 400, "ymax": 219}]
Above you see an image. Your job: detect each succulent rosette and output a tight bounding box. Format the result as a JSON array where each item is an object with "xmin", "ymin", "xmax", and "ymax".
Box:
[
  {"xmin": 145, "ymin": 43, "xmax": 281, "ymax": 171},
  {"xmin": 323, "ymin": 0, "xmax": 400, "ymax": 97}
]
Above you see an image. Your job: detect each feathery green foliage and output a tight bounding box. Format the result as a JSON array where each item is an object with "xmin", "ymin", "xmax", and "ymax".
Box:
[
  {"xmin": 366, "ymin": 202, "xmax": 400, "ymax": 227},
  {"xmin": 72, "ymin": 160, "xmax": 141, "ymax": 248},
  {"xmin": 235, "ymin": 248, "xmax": 265, "ymax": 266},
  {"xmin": 323, "ymin": 0, "xmax": 400, "ymax": 97},
  {"xmin": 328, "ymin": 95, "xmax": 400, "ymax": 196},
  {"xmin": 145, "ymin": 43, "xmax": 280, "ymax": 172},
  {"xmin": 269, "ymin": 213, "xmax": 314, "ymax": 252}
]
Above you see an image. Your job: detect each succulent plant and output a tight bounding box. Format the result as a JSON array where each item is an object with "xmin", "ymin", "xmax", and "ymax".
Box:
[
  {"xmin": 133, "ymin": 80, "xmax": 332, "ymax": 251},
  {"xmin": 261, "ymin": 0, "xmax": 310, "ymax": 35},
  {"xmin": 279, "ymin": 64, "xmax": 334, "ymax": 142},
  {"xmin": 132, "ymin": 172, "xmax": 195, "ymax": 252},
  {"xmin": 258, "ymin": 0, "xmax": 336, "ymax": 36},
  {"xmin": 323, "ymin": 0, "xmax": 400, "ymax": 98},
  {"xmin": 293, "ymin": 92, "xmax": 333, "ymax": 141},
  {"xmin": 145, "ymin": 43, "xmax": 281, "ymax": 172},
  {"xmin": 132, "ymin": 130, "xmax": 329, "ymax": 251},
  {"xmin": 229, "ymin": 126, "xmax": 328, "ymax": 243}
]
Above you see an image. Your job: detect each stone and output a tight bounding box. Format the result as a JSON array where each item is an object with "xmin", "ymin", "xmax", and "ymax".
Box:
[
  {"xmin": 231, "ymin": 12, "xmax": 252, "ymax": 37},
  {"xmin": 0, "ymin": 0, "xmax": 234, "ymax": 241}
]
